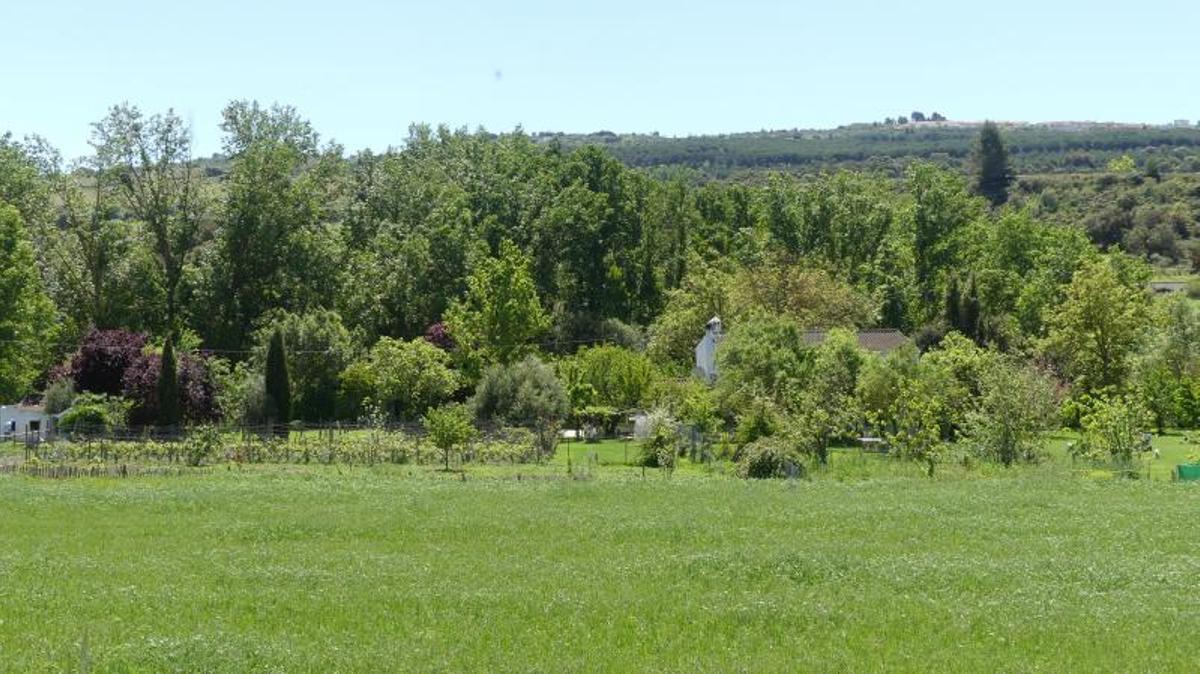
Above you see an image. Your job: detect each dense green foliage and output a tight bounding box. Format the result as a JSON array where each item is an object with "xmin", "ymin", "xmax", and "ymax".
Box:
[
  {"xmin": 471, "ymin": 357, "xmax": 569, "ymax": 459},
  {"xmin": 339, "ymin": 336, "xmax": 458, "ymax": 421},
  {"xmin": 1012, "ymin": 171, "xmax": 1200, "ymax": 267},
  {"xmin": 251, "ymin": 310, "xmax": 356, "ymax": 421},
  {"xmin": 558, "ymin": 344, "xmax": 656, "ymax": 414},
  {"xmin": 1, "ymin": 105, "xmax": 1197, "ymax": 483},
  {"xmin": 56, "ymin": 392, "xmax": 130, "ymax": 434},
  {"xmin": 0, "ymin": 202, "xmax": 56, "ymax": 400}
]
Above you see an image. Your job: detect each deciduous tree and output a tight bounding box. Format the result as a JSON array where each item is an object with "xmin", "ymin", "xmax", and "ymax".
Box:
[
  {"xmin": 90, "ymin": 105, "xmax": 209, "ymax": 334},
  {"xmin": 1044, "ymin": 259, "xmax": 1149, "ymax": 394},
  {"xmin": 0, "ymin": 203, "xmax": 57, "ymax": 400},
  {"xmin": 339, "ymin": 337, "xmax": 458, "ymax": 420},
  {"xmin": 446, "ymin": 240, "xmax": 549, "ymax": 370}
]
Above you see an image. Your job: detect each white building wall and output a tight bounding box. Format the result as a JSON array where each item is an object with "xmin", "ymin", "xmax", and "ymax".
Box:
[
  {"xmin": 693, "ymin": 316, "xmax": 722, "ymax": 382},
  {"xmin": 0, "ymin": 405, "xmax": 51, "ymax": 440}
]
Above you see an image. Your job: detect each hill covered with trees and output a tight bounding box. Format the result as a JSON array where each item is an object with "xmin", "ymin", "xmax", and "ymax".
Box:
[{"xmin": 538, "ymin": 120, "xmax": 1200, "ymax": 179}]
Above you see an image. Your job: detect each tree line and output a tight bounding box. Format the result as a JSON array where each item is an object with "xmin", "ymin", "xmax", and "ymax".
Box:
[{"xmin": 0, "ymin": 103, "xmax": 1193, "ymax": 476}]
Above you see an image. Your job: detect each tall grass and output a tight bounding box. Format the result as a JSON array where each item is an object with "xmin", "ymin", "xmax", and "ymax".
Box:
[{"xmin": 2, "ymin": 461, "xmax": 1199, "ymax": 671}]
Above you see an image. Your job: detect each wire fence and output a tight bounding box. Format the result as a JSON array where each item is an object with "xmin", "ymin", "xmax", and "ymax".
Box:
[{"xmin": 6, "ymin": 420, "xmax": 644, "ymax": 470}]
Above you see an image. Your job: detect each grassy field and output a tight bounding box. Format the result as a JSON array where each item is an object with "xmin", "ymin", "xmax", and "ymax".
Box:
[{"xmin": 3, "ymin": 435, "xmax": 1200, "ymax": 672}]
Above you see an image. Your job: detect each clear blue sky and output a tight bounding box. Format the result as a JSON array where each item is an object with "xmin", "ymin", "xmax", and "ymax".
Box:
[{"xmin": 3, "ymin": 0, "xmax": 1198, "ymax": 159}]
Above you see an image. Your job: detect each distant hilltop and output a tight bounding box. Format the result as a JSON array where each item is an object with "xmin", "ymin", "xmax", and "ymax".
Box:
[
  {"xmin": 843, "ymin": 119, "xmax": 1195, "ymax": 131},
  {"xmin": 534, "ymin": 118, "xmax": 1200, "ymax": 178}
]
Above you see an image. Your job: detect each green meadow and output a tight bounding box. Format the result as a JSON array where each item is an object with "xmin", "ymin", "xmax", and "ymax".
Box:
[{"xmin": 2, "ymin": 436, "xmax": 1200, "ymax": 672}]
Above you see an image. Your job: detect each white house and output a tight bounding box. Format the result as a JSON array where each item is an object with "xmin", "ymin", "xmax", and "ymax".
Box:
[
  {"xmin": 693, "ymin": 316, "xmax": 723, "ymax": 382},
  {"xmin": 0, "ymin": 403, "xmax": 52, "ymax": 441}
]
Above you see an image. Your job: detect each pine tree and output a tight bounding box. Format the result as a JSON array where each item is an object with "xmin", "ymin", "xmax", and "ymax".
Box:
[
  {"xmin": 974, "ymin": 121, "xmax": 1014, "ymax": 206},
  {"xmin": 963, "ymin": 275, "xmax": 982, "ymax": 341},
  {"xmin": 264, "ymin": 329, "xmax": 291, "ymax": 434},
  {"xmin": 156, "ymin": 337, "xmax": 181, "ymax": 429},
  {"xmin": 944, "ymin": 276, "xmax": 962, "ymax": 332}
]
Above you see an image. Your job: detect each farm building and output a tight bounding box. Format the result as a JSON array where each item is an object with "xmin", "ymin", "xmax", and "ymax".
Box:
[{"xmin": 0, "ymin": 403, "xmax": 53, "ymax": 441}]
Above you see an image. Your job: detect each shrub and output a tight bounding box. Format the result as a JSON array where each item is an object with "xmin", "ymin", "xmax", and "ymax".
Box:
[
  {"xmin": 638, "ymin": 409, "xmax": 679, "ymax": 468},
  {"xmin": 736, "ymin": 436, "xmax": 806, "ymax": 479},
  {"xmin": 913, "ymin": 324, "xmax": 946, "ymax": 352},
  {"xmin": 886, "ymin": 378, "xmax": 946, "ymax": 477},
  {"xmin": 423, "ymin": 322, "xmax": 454, "ymax": 351},
  {"xmin": 471, "ymin": 356, "xmax": 568, "ymax": 460},
  {"xmin": 424, "ymin": 402, "xmax": 477, "ymax": 470},
  {"xmin": 963, "ymin": 362, "xmax": 1057, "ymax": 466},
  {"xmin": 597, "ymin": 318, "xmax": 646, "ymax": 351},
  {"xmin": 856, "ymin": 344, "xmax": 919, "ymax": 433},
  {"xmin": 732, "ymin": 398, "xmax": 779, "ymax": 453},
  {"xmin": 210, "ymin": 359, "xmax": 264, "ymax": 426},
  {"xmin": 59, "ymin": 393, "xmax": 131, "ymax": 435},
  {"xmin": 472, "ymin": 428, "xmax": 540, "ymax": 464},
  {"xmin": 558, "ymin": 345, "xmax": 657, "ymax": 412},
  {"xmin": 715, "ymin": 315, "xmax": 812, "ymax": 412},
  {"xmin": 1074, "ymin": 395, "xmax": 1153, "ymax": 466},
  {"xmin": 575, "ymin": 405, "xmax": 621, "ymax": 439},
  {"xmin": 184, "ymin": 425, "xmax": 222, "ymax": 466},
  {"xmin": 339, "ymin": 337, "xmax": 459, "ymax": 420},
  {"xmin": 42, "ymin": 377, "xmax": 76, "ymax": 415}
]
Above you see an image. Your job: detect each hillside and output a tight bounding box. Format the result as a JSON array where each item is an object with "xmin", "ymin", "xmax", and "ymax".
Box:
[{"xmin": 536, "ymin": 121, "xmax": 1200, "ymax": 179}]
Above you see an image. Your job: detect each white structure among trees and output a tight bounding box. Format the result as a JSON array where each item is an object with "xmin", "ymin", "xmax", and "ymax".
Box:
[
  {"xmin": 0, "ymin": 403, "xmax": 51, "ymax": 441},
  {"xmin": 694, "ymin": 316, "xmax": 723, "ymax": 382}
]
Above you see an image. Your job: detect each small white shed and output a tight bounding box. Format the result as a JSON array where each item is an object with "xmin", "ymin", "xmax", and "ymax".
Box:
[{"xmin": 0, "ymin": 404, "xmax": 52, "ymax": 441}]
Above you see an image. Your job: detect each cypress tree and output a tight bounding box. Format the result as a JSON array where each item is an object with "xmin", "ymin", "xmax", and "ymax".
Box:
[
  {"xmin": 944, "ymin": 276, "xmax": 962, "ymax": 332},
  {"xmin": 963, "ymin": 275, "xmax": 982, "ymax": 341},
  {"xmin": 157, "ymin": 337, "xmax": 181, "ymax": 430},
  {"xmin": 264, "ymin": 329, "xmax": 291, "ymax": 434},
  {"xmin": 974, "ymin": 121, "xmax": 1014, "ymax": 206}
]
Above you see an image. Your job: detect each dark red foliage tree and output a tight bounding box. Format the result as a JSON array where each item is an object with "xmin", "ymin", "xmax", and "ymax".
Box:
[
  {"xmin": 69, "ymin": 329, "xmax": 149, "ymax": 395},
  {"xmin": 423, "ymin": 322, "xmax": 455, "ymax": 351},
  {"xmin": 122, "ymin": 352, "xmax": 220, "ymax": 426}
]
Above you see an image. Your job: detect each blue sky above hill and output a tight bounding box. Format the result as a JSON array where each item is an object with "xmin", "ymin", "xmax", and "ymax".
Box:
[{"xmin": 4, "ymin": 0, "xmax": 1198, "ymax": 158}]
